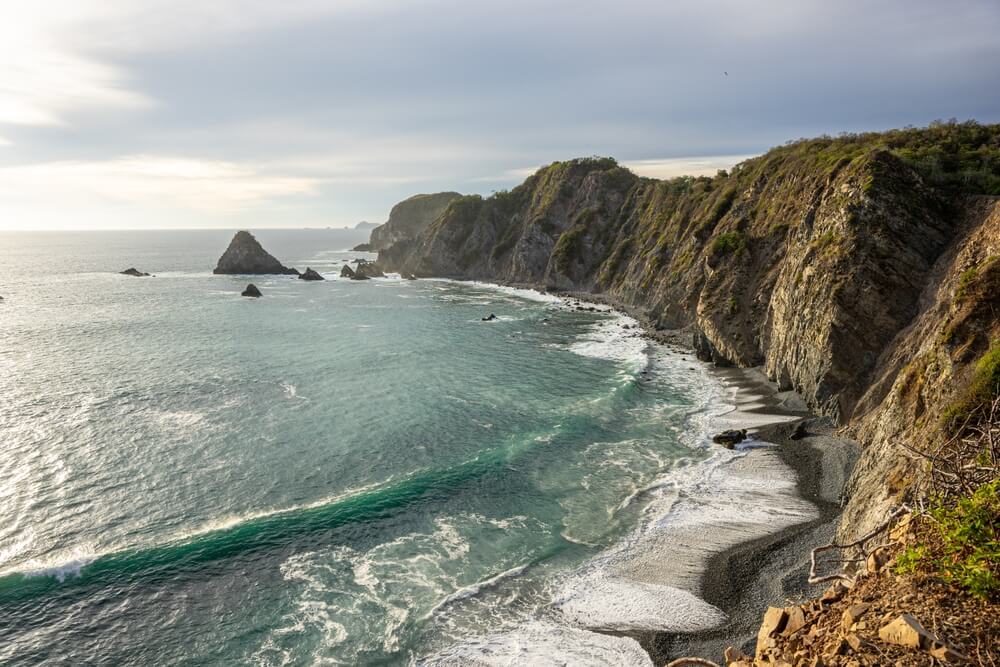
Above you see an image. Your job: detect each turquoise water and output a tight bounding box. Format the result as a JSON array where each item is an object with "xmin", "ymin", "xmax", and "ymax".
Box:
[{"xmin": 0, "ymin": 230, "xmax": 718, "ymax": 665}]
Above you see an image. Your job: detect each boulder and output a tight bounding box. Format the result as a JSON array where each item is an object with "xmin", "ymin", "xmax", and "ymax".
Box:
[
  {"xmin": 120, "ymin": 267, "xmax": 151, "ymax": 277},
  {"xmin": 820, "ymin": 581, "xmax": 849, "ymax": 604},
  {"xmin": 712, "ymin": 429, "xmax": 747, "ymax": 448},
  {"xmin": 340, "ymin": 264, "xmax": 356, "ymax": 278},
  {"xmin": 841, "ymin": 603, "xmax": 870, "ymax": 632},
  {"xmin": 213, "ymin": 231, "xmax": 299, "ymax": 275},
  {"xmin": 866, "ymin": 548, "xmax": 890, "ymax": 574},
  {"xmin": 724, "ymin": 646, "xmax": 750, "ymax": 664},
  {"xmin": 482, "ymin": 313, "xmax": 498, "ymax": 321},
  {"xmin": 756, "ymin": 607, "xmax": 789, "ymax": 660},
  {"xmin": 354, "ymin": 260, "xmax": 385, "ymax": 279},
  {"xmin": 783, "ymin": 606, "xmax": 807, "ymax": 635},
  {"xmin": 241, "ymin": 284, "xmax": 262, "ymax": 298},
  {"xmin": 878, "ymin": 613, "xmax": 933, "ymax": 649},
  {"xmin": 299, "ymin": 267, "xmax": 325, "ymax": 281}
]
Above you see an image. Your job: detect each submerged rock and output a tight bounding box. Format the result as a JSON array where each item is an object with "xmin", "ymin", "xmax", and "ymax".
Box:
[
  {"xmin": 482, "ymin": 313, "xmax": 498, "ymax": 321},
  {"xmin": 120, "ymin": 267, "xmax": 151, "ymax": 277},
  {"xmin": 213, "ymin": 231, "xmax": 299, "ymax": 275},
  {"xmin": 712, "ymin": 429, "xmax": 747, "ymax": 448},
  {"xmin": 241, "ymin": 284, "xmax": 262, "ymax": 298},
  {"xmin": 299, "ymin": 267, "xmax": 325, "ymax": 281}
]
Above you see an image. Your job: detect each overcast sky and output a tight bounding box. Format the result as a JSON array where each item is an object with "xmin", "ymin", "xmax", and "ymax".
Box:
[{"xmin": 1, "ymin": 0, "xmax": 998, "ymax": 230}]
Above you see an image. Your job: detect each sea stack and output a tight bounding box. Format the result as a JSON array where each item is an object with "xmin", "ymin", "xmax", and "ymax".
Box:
[
  {"xmin": 299, "ymin": 267, "xmax": 325, "ymax": 281},
  {"xmin": 241, "ymin": 284, "xmax": 262, "ymax": 297},
  {"xmin": 213, "ymin": 231, "xmax": 299, "ymax": 275}
]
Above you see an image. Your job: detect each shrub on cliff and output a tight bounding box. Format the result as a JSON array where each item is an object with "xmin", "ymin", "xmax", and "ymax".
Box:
[{"xmin": 941, "ymin": 341, "xmax": 1000, "ymax": 433}]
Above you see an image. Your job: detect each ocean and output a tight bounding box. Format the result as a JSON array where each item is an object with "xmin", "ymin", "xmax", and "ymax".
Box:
[{"xmin": 0, "ymin": 230, "xmax": 813, "ymax": 665}]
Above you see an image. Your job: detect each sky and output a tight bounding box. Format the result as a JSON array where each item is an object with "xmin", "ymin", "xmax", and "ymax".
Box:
[{"xmin": 0, "ymin": 0, "xmax": 998, "ymax": 230}]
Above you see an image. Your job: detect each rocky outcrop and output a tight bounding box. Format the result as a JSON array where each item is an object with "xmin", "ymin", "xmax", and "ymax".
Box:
[
  {"xmin": 299, "ymin": 267, "xmax": 325, "ymax": 281},
  {"xmin": 354, "ymin": 259, "xmax": 384, "ymax": 279},
  {"xmin": 351, "ymin": 243, "xmax": 374, "ymax": 252},
  {"xmin": 120, "ymin": 268, "xmax": 151, "ymax": 277},
  {"xmin": 366, "ymin": 192, "xmax": 463, "ymax": 252},
  {"xmin": 213, "ymin": 231, "xmax": 299, "ymax": 275},
  {"xmin": 376, "ymin": 123, "xmax": 1000, "ymax": 541},
  {"xmin": 340, "ymin": 264, "xmax": 357, "ymax": 279},
  {"xmin": 241, "ymin": 284, "xmax": 262, "ymax": 297}
]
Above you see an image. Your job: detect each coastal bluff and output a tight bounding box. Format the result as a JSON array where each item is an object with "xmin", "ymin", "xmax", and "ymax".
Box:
[
  {"xmin": 374, "ymin": 122, "xmax": 1000, "ymax": 544},
  {"xmin": 213, "ymin": 231, "xmax": 299, "ymax": 275}
]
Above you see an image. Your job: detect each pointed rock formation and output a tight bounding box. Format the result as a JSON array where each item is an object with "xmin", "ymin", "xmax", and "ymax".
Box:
[
  {"xmin": 120, "ymin": 268, "xmax": 151, "ymax": 277},
  {"xmin": 299, "ymin": 267, "xmax": 325, "ymax": 281},
  {"xmin": 213, "ymin": 231, "xmax": 299, "ymax": 275},
  {"xmin": 241, "ymin": 284, "xmax": 262, "ymax": 297}
]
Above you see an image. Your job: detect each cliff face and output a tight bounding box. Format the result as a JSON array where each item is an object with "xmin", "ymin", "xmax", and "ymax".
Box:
[
  {"xmin": 367, "ymin": 192, "xmax": 463, "ymax": 251},
  {"xmin": 377, "ymin": 123, "xmax": 1000, "ymax": 538}
]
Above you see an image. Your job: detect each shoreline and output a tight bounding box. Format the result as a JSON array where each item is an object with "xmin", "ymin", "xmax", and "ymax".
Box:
[
  {"xmin": 644, "ymin": 369, "xmax": 859, "ymax": 663},
  {"xmin": 425, "ymin": 279, "xmax": 860, "ymax": 665},
  {"xmin": 508, "ymin": 282, "xmax": 861, "ymax": 664}
]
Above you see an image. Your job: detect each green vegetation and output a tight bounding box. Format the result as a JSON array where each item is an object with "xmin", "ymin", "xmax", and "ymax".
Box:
[
  {"xmin": 711, "ymin": 231, "xmax": 746, "ymax": 256},
  {"xmin": 896, "ymin": 479, "xmax": 1000, "ymax": 601},
  {"xmin": 775, "ymin": 119, "xmax": 1000, "ymax": 195},
  {"xmin": 553, "ymin": 225, "xmax": 587, "ymax": 272},
  {"xmin": 941, "ymin": 341, "xmax": 1000, "ymax": 433},
  {"xmin": 956, "ymin": 256, "xmax": 999, "ymax": 301}
]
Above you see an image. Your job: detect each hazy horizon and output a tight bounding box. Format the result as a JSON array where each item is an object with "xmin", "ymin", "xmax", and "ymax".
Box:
[{"xmin": 2, "ymin": 0, "xmax": 999, "ymax": 231}]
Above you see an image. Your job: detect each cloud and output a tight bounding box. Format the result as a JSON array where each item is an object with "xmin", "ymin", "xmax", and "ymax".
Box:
[
  {"xmin": 0, "ymin": 156, "xmax": 319, "ymax": 229},
  {"xmin": 624, "ymin": 156, "xmax": 757, "ymax": 179},
  {"xmin": 0, "ymin": 3, "xmax": 152, "ymax": 126}
]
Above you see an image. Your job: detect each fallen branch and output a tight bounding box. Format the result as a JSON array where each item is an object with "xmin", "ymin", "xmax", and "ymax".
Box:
[{"xmin": 808, "ymin": 506, "xmax": 909, "ymax": 585}]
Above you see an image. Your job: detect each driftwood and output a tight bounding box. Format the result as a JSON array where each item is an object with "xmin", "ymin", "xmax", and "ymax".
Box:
[
  {"xmin": 808, "ymin": 506, "xmax": 909, "ymax": 585},
  {"xmin": 809, "ymin": 397, "xmax": 1000, "ymax": 586}
]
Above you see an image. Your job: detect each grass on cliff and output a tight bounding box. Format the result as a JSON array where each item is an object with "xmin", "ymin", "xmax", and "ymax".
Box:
[
  {"xmin": 711, "ymin": 231, "xmax": 746, "ymax": 256},
  {"xmin": 896, "ymin": 479, "xmax": 1000, "ymax": 601},
  {"xmin": 774, "ymin": 119, "xmax": 1000, "ymax": 195},
  {"xmin": 941, "ymin": 341, "xmax": 1000, "ymax": 433}
]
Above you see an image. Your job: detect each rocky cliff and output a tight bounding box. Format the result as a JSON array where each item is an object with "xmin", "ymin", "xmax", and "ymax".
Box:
[
  {"xmin": 377, "ymin": 122, "xmax": 1000, "ymax": 539},
  {"xmin": 367, "ymin": 192, "xmax": 463, "ymax": 251},
  {"xmin": 214, "ymin": 231, "xmax": 299, "ymax": 275}
]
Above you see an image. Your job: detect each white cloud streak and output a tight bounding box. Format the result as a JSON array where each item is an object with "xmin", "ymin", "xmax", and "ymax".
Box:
[{"xmin": 0, "ymin": 156, "xmax": 319, "ymax": 229}]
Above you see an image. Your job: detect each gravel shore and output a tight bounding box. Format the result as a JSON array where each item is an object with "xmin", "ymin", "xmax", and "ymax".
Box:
[{"xmin": 643, "ymin": 367, "xmax": 859, "ymax": 664}]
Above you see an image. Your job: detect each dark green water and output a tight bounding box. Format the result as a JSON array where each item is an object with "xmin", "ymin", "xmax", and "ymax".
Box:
[{"xmin": 0, "ymin": 230, "xmax": 722, "ymax": 665}]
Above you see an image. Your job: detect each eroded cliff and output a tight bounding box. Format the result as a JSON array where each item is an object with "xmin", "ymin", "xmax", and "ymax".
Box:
[{"xmin": 377, "ymin": 122, "xmax": 1000, "ymax": 537}]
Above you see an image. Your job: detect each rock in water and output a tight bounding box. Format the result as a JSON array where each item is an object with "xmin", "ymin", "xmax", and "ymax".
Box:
[
  {"xmin": 340, "ymin": 264, "xmax": 357, "ymax": 278},
  {"xmin": 482, "ymin": 313, "xmax": 498, "ymax": 321},
  {"xmin": 353, "ymin": 259, "xmax": 385, "ymax": 279},
  {"xmin": 299, "ymin": 267, "xmax": 325, "ymax": 281},
  {"xmin": 712, "ymin": 429, "xmax": 747, "ymax": 447},
  {"xmin": 213, "ymin": 231, "xmax": 299, "ymax": 275},
  {"xmin": 241, "ymin": 284, "xmax": 262, "ymax": 298},
  {"xmin": 351, "ymin": 243, "xmax": 373, "ymax": 252},
  {"xmin": 120, "ymin": 267, "xmax": 151, "ymax": 277}
]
